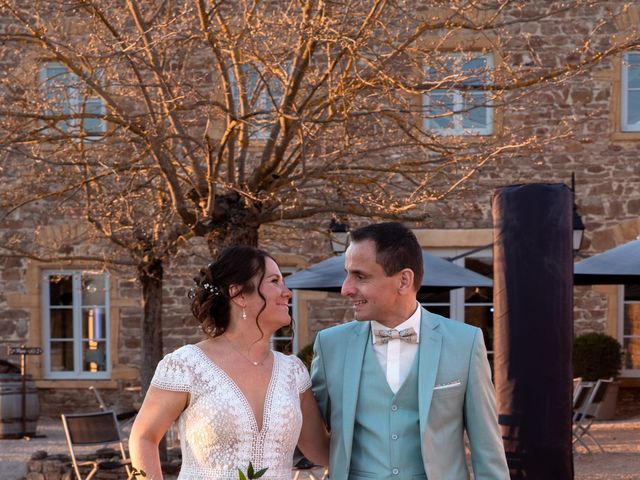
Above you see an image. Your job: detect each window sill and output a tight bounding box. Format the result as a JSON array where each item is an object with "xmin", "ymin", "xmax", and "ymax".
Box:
[
  {"xmin": 35, "ymin": 379, "xmax": 118, "ymax": 389},
  {"xmin": 610, "ymin": 130, "xmax": 640, "ymax": 142},
  {"xmin": 620, "ymin": 376, "xmax": 640, "ymax": 387}
]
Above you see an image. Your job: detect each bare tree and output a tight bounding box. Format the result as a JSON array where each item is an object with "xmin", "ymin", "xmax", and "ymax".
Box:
[{"xmin": 1, "ymin": 0, "xmax": 639, "ymax": 394}]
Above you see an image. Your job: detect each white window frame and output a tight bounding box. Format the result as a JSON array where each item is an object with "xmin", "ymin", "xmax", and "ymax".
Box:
[
  {"xmin": 41, "ymin": 270, "xmax": 111, "ymax": 380},
  {"xmin": 618, "ymin": 285, "xmax": 640, "ymax": 377},
  {"xmin": 230, "ymin": 65, "xmax": 285, "ymax": 140},
  {"xmin": 423, "ymin": 53, "xmax": 494, "ymax": 136},
  {"xmin": 419, "ymin": 294, "xmax": 451, "ymax": 319},
  {"xmin": 270, "ymin": 266, "xmax": 299, "ymax": 354},
  {"xmin": 621, "ymin": 52, "xmax": 640, "ymax": 132},
  {"xmin": 425, "ymin": 247, "xmax": 494, "ymax": 357},
  {"xmin": 41, "ymin": 62, "xmax": 106, "ymax": 139}
]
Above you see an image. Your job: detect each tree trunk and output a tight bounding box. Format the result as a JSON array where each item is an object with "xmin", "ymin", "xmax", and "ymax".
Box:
[
  {"xmin": 206, "ymin": 193, "xmax": 260, "ymax": 255},
  {"xmin": 138, "ymin": 257, "xmax": 164, "ymax": 394},
  {"xmin": 137, "ymin": 256, "xmax": 168, "ymax": 461}
]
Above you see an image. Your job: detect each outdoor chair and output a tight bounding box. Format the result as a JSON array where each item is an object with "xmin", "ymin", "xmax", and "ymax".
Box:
[
  {"xmin": 573, "ymin": 379, "xmax": 593, "ymax": 409},
  {"xmin": 573, "ymin": 377, "xmax": 583, "ymax": 393},
  {"xmin": 292, "ymin": 465, "xmax": 329, "ymax": 480},
  {"xmin": 292, "ymin": 449, "xmax": 329, "ymax": 480},
  {"xmin": 61, "ymin": 410, "xmax": 133, "ymax": 480},
  {"xmin": 498, "ymin": 413, "xmax": 526, "ymax": 478},
  {"xmin": 572, "ymin": 378, "xmax": 612, "ymax": 454},
  {"xmin": 89, "ymin": 385, "xmax": 184, "ymax": 450},
  {"xmin": 89, "ymin": 385, "xmax": 138, "ymax": 432}
]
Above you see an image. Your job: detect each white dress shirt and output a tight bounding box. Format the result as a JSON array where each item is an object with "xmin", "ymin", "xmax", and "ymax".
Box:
[{"xmin": 370, "ymin": 302, "xmax": 421, "ymax": 393}]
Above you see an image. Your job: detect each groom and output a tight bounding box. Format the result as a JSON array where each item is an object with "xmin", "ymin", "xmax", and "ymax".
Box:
[{"xmin": 311, "ymin": 222, "xmax": 508, "ymax": 479}]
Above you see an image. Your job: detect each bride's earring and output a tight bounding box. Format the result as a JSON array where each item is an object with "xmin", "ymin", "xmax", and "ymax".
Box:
[{"xmin": 242, "ymin": 307, "xmax": 247, "ymax": 321}]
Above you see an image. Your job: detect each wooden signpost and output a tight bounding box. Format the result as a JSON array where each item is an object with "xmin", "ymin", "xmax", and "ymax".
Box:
[{"xmin": 9, "ymin": 345, "xmax": 42, "ymax": 439}]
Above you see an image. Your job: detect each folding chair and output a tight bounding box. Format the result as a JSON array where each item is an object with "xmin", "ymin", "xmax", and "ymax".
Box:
[
  {"xmin": 292, "ymin": 465, "xmax": 329, "ymax": 480},
  {"xmin": 61, "ymin": 410, "xmax": 133, "ymax": 480},
  {"xmin": 292, "ymin": 448, "xmax": 329, "ymax": 480},
  {"xmin": 89, "ymin": 386, "xmax": 138, "ymax": 432},
  {"xmin": 572, "ymin": 377, "xmax": 583, "ymax": 393},
  {"xmin": 572, "ymin": 379, "xmax": 593, "ymax": 408},
  {"xmin": 89, "ymin": 385, "xmax": 180, "ymax": 450},
  {"xmin": 572, "ymin": 378, "xmax": 612, "ymax": 454}
]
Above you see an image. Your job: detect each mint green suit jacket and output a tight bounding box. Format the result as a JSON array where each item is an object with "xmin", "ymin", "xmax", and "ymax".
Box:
[{"xmin": 311, "ymin": 308, "xmax": 509, "ymax": 479}]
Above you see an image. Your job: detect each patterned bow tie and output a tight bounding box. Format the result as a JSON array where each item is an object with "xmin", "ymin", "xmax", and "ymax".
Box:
[{"xmin": 373, "ymin": 327, "xmax": 418, "ymax": 344}]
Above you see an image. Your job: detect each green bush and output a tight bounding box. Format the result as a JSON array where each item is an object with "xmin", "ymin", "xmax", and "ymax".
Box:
[
  {"xmin": 297, "ymin": 343, "xmax": 314, "ymax": 372},
  {"xmin": 573, "ymin": 332, "xmax": 623, "ymax": 381}
]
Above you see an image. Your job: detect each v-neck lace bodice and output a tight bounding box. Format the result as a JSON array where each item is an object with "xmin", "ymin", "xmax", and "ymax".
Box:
[{"xmin": 151, "ymin": 344, "xmax": 311, "ymax": 479}]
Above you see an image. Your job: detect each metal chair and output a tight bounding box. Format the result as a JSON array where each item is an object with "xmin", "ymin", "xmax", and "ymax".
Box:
[
  {"xmin": 572, "ymin": 377, "xmax": 583, "ymax": 393},
  {"xmin": 573, "ymin": 379, "xmax": 593, "ymax": 409},
  {"xmin": 89, "ymin": 385, "xmax": 181, "ymax": 450},
  {"xmin": 572, "ymin": 378, "xmax": 612, "ymax": 454},
  {"xmin": 89, "ymin": 386, "xmax": 138, "ymax": 432},
  {"xmin": 292, "ymin": 449, "xmax": 329, "ymax": 480},
  {"xmin": 61, "ymin": 410, "xmax": 133, "ymax": 480},
  {"xmin": 292, "ymin": 466, "xmax": 329, "ymax": 480}
]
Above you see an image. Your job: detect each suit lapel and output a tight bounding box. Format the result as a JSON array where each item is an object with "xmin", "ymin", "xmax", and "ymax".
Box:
[
  {"xmin": 342, "ymin": 321, "xmax": 369, "ymax": 462},
  {"xmin": 418, "ymin": 309, "xmax": 442, "ymax": 441}
]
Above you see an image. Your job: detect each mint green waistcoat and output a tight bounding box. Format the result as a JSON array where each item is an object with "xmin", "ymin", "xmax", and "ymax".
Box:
[{"xmin": 349, "ymin": 335, "xmax": 426, "ymax": 480}]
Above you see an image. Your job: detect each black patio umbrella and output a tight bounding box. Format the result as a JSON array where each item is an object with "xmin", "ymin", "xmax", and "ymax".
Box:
[
  {"xmin": 574, "ymin": 238, "xmax": 640, "ymax": 285},
  {"xmin": 285, "ymin": 250, "xmax": 492, "ymax": 292}
]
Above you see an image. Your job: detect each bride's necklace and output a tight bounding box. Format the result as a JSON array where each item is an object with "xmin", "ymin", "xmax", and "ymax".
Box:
[{"xmin": 223, "ymin": 335, "xmax": 271, "ymax": 366}]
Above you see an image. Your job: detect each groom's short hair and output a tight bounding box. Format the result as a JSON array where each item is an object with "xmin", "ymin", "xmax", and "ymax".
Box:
[{"xmin": 350, "ymin": 222, "xmax": 423, "ymax": 291}]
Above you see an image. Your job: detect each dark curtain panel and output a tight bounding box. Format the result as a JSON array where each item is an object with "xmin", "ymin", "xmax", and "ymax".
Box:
[{"xmin": 492, "ymin": 183, "xmax": 574, "ymax": 479}]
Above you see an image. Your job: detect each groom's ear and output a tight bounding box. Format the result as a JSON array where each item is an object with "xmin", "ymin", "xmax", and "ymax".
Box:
[{"xmin": 398, "ymin": 268, "xmax": 414, "ymax": 293}]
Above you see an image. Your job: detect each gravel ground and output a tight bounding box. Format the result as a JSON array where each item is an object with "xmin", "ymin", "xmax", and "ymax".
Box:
[
  {"xmin": 1, "ymin": 415, "xmax": 639, "ymax": 479},
  {"xmin": 573, "ymin": 416, "xmax": 640, "ymax": 479}
]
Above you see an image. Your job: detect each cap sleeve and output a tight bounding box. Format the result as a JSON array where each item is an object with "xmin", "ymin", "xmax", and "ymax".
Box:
[
  {"xmin": 290, "ymin": 354, "xmax": 312, "ymax": 394},
  {"xmin": 150, "ymin": 347, "xmax": 194, "ymax": 393}
]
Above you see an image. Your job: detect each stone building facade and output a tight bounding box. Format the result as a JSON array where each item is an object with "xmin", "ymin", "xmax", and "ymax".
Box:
[{"xmin": 1, "ymin": 1, "xmax": 639, "ymax": 417}]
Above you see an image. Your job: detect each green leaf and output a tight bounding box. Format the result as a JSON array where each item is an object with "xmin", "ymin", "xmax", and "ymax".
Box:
[
  {"xmin": 253, "ymin": 467, "xmax": 269, "ymax": 478},
  {"xmin": 238, "ymin": 461, "xmax": 268, "ymax": 479}
]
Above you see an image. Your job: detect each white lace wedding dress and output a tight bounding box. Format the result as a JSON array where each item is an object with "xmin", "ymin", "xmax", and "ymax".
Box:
[{"xmin": 151, "ymin": 344, "xmax": 311, "ymax": 479}]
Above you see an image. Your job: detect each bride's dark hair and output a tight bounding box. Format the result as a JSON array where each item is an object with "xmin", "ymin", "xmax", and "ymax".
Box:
[{"xmin": 190, "ymin": 245, "xmax": 272, "ymax": 337}]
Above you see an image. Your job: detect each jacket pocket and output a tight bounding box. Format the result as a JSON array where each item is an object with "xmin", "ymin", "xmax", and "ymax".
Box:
[{"xmin": 431, "ymin": 384, "xmax": 464, "ymax": 398}]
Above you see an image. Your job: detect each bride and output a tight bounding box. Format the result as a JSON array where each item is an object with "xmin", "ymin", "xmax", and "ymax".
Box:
[{"xmin": 129, "ymin": 246, "xmax": 329, "ymax": 479}]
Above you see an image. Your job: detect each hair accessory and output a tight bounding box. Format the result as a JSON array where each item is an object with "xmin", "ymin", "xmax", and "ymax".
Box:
[
  {"xmin": 202, "ymin": 282, "xmax": 221, "ymax": 296},
  {"xmin": 187, "ymin": 281, "xmax": 221, "ymax": 300}
]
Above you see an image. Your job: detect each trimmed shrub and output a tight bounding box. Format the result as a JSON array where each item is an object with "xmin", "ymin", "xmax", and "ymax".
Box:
[
  {"xmin": 573, "ymin": 332, "xmax": 623, "ymax": 381},
  {"xmin": 297, "ymin": 343, "xmax": 314, "ymax": 372}
]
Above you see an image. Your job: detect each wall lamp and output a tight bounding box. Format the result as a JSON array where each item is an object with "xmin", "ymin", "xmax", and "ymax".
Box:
[{"xmin": 328, "ymin": 218, "xmax": 349, "ymax": 255}]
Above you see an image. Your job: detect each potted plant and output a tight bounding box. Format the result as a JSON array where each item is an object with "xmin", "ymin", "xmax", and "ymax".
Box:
[{"xmin": 573, "ymin": 332, "xmax": 623, "ymax": 419}]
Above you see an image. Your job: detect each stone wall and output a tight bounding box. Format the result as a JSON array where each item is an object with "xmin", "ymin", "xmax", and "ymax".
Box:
[
  {"xmin": 25, "ymin": 448, "xmax": 181, "ymax": 480},
  {"xmin": 1, "ymin": 0, "xmax": 640, "ymax": 411}
]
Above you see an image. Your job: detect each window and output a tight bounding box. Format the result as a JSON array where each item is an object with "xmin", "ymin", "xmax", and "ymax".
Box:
[
  {"xmin": 271, "ymin": 267, "xmax": 298, "ymax": 354},
  {"xmin": 230, "ymin": 65, "xmax": 285, "ymax": 140},
  {"xmin": 459, "ymin": 257, "xmax": 494, "ymax": 357},
  {"xmin": 423, "ymin": 53, "xmax": 494, "ymax": 136},
  {"xmin": 621, "ymin": 52, "xmax": 640, "ymax": 132},
  {"xmin": 418, "ymin": 290, "xmax": 450, "ymax": 318},
  {"xmin": 423, "ymin": 248, "xmax": 494, "ymax": 357},
  {"xmin": 41, "ymin": 63, "xmax": 106, "ymax": 138},
  {"xmin": 42, "ymin": 271, "xmax": 110, "ymax": 379},
  {"xmin": 621, "ymin": 284, "xmax": 640, "ymax": 376}
]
